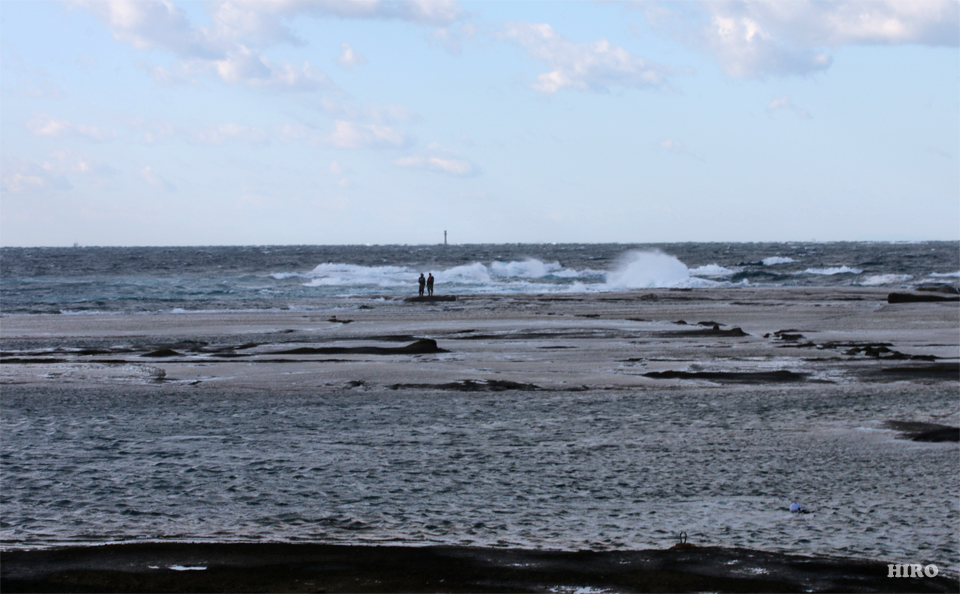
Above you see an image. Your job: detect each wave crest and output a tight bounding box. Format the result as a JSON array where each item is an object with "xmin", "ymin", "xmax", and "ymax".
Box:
[
  {"xmin": 803, "ymin": 266, "xmax": 863, "ymax": 276},
  {"xmin": 605, "ymin": 250, "xmax": 691, "ymax": 289},
  {"xmin": 762, "ymin": 256, "xmax": 796, "ymax": 266}
]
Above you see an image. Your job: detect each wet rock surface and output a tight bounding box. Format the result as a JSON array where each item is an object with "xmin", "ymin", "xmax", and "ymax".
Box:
[
  {"xmin": 2, "ymin": 288, "xmax": 957, "ymax": 572},
  {"xmin": 644, "ymin": 370, "xmax": 808, "ymax": 383},
  {"xmin": 3, "ymin": 542, "xmax": 958, "ymax": 593},
  {"xmin": 885, "ymin": 421, "xmax": 960, "ymax": 443},
  {"xmin": 888, "ymin": 292, "xmax": 960, "ymax": 303}
]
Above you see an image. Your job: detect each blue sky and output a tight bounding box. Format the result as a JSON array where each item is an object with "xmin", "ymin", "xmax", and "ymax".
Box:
[{"xmin": 2, "ymin": 0, "xmax": 958, "ymax": 246}]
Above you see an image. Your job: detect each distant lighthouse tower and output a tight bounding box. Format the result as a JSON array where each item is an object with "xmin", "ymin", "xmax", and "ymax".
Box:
[{"xmin": 444, "ymin": 230, "xmax": 447, "ymax": 245}]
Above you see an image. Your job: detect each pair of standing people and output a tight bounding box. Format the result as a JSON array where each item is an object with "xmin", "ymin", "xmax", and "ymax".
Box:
[{"xmin": 417, "ymin": 273, "xmax": 434, "ymax": 296}]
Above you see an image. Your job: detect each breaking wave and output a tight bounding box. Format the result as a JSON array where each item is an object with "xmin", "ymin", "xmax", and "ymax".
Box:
[
  {"xmin": 858, "ymin": 274, "xmax": 913, "ymax": 286},
  {"xmin": 301, "ymin": 264, "xmax": 413, "ymax": 288},
  {"xmin": 763, "ymin": 256, "xmax": 796, "ymax": 266},
  {"xmin": 260, "ymin": 252, "xmax": 955, "ymax": 297},
  {"xmin": 604, "ymin": 250, "xmax": 718, "ymax": 289},
  {"xmin": 803, "ymin": 266, "xmax": 863, "ymax": 276},
  {"xmin": 689, "ymin": 264, "xmax": 736, "ymax": 277}
]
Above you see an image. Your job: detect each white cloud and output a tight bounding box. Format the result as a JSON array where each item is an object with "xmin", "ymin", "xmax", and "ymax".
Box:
[
  {"xmin": 70, "ymin": 0, "xmax": 221, "ymax": 58},
  {"xmin": 46, "ymin": 149, "xmax": 116, "ymax": 175},
  {"xmin": 337, "ymin": 43, "xmax": 367, "ymax": 68},
  {"xmin": 1, "ymin": 150, "xmax": 115, "ymax": 194},
  {"xmin": 646, "ymin": 0, "xmax": 959, "ymax": 78},
  {"xmin": 501, "ymin": 22, "xmax": 669, "ymax": 93},
  {"xmin": 70, "ymin": 0, "xmax": 339, "ymax": 91},
  {"xmin": 397, "ymin": 0, "xmax": 463, "ymax": 25},
  {"xmin": 211, "ymin": 45, "xmax": 330, "ymax": 90},
  {"xmin": 767, "ymin": 95, "xmax": 811, "ymax": 119},
  {"xmin": 1, "ymin": 157, "xmax": 67, "ymax": 193},
  {"xmin": 327, "ymin": 120, "xmax": 410, "ymax": 149},
  {"xmin": 130, "ymin": 118, "xmax": 177, "ymax": 144},
  {"xmin": 326, "ymin": 160, "xmax": 350, "ymax": 187},
  {"xmin": 139, "ymin": 58, "xmax": 210, "ymax": 86},
  {"xmin": 755, "ymin": 0, "xmax": 959, "ymax": 47},
  {"xmin": 139, "ymin": 166, "xmax": 177, "ymax": 191},
  {"xmin": 395, "ymin": 155, "xmax": 475, "ymax": 176},
  {"xmin": 72, "ymin": 0, "xmax": 468, "ymax": 97},
  {"xmin": 660, "ymin": 138, "xmax": 703, "ymax": 160},
  {"xmin": 703, "ymin": 12, "xmax": 833, "ymax": 78},
  {"xmin": 208, "ymin": 0, "xmax": 463, "ymax": 43},
  {"xmin": 25, "ymin": 114, "xmax": 117, "ymax": 142},
  {"xmin": 431, "ymin": 23, "xmax": 476, "ymax": 54}
]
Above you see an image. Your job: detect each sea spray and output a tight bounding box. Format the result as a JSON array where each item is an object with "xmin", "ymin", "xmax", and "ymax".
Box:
[
  {"xmin": 436, "ymin": 262, "xmax": 493, "ymax": 284},
  {"xmin": 605, "ymin": 250, "xmax": 690, "ymax": 289},
  {"xmin": 489, "ymin": 259, "xmax": 561, "ymax": 278}
]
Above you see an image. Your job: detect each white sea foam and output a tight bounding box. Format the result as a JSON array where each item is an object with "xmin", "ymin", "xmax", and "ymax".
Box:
[
  {"xmin": 858, "ymin": 274, "xmax": 913, "ymax": 286},
  {"xmin": 803, "ymin": 266, "xmax": 863, "ymax": 275},
  {"xmin": 489, "ymin": 259, "xmax": 561, "ymax": 278},
  {"xmin": 302, "ymin": 263, "xmax": 414, "ymax": 288},
  {"xmin": 690, "ymin": 264, "xmax": 736, "ymax": 277},
  {"xmin": 929, "ymin": 271, "xmax": 960, "ymax": 278},
  {"xmin": 58, "ymin": 310, "xmax": 134, "ymax": 316},
  {"xmin": 605, "ymin": 250, "xmax": 691, "ymax": 289},
  {"xmin": 762, "ymin": 256, "xmax": 796, "ymax": 266},
  {"xmin": 288, "ymin": 259, "xmax": 604, "ymax": 294},
  {"xmin": 553, "ymin": 267, "xmax": 602, "ymax": 279},
  {"xmin": 437, "ymin": 262, "xmax": 493, "ymax": 284}
]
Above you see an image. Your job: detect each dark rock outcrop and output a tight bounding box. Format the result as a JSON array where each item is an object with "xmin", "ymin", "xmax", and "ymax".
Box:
[
  {"xmin": 404, "ymin": 295, "xmax": 457, "ymax": 303},
  {"xmin": 645, "ymin": 369, "xmax": 807, "ymax": 383},
  {"xmin": 142, "ymin": 349, "xmax": 181, "ymax": 358},
  {"xmin": 389, "ymin": 379, "xmax": 542, "ymax": 392},
  {"xmin": 4, "ymin": 542, "xmax": 957, "ymax": 594},
  {"xmin": 275, "ymin": 338, "xmax": 445, "ymax": 356},
  {"xmin": 885, "ymin": 421, "xmax": 960, "ymax": 442},
  {"xmin": 888, "ymin": 292, "xmax": 960, "ymax": 303}
]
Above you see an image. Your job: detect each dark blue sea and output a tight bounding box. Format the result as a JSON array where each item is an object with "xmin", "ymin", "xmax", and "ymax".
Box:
[{"xmin": 2, "ymin": 242, "xmax": 957, "ymax": 314}]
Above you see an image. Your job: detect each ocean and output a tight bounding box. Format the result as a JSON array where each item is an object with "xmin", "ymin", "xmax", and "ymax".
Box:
[{"xmin": 2, "ymin": 241, "xmax": 958, "ymax": 314}]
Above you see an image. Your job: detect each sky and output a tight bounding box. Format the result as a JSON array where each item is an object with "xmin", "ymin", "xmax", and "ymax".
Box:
[{"xmin": 1, "ymin": 0, "xmax": 958, "ymax": 246}]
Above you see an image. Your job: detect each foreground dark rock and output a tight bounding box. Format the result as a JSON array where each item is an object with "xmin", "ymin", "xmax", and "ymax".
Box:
[
  {"xmin": 645, "ymin": 370, "xmax": 808, "ymax": 384},
  {"xmin": 141, "ymin": 348, "xmax": 182, "ymax": 358},
  {"xmin": 885, "ymin": 421, "xmax": 960, "ymax": 442},
  {"xmin": 275, "ymin": 338, "xmax": 445, "ymax": 355},
  {"xmin": 389, "ymin": 379, "xmax": 543, "ymax": 391},
  {"xmin": 887, "ymin": 292, "xmax": 960, "ymax": 303},
  {"xmin": 3, "ymin": 542, "xmax": 958, "ymax": 593},
  {"xmin": 876, "ymin": 363, "xmax": 960, "ymax": 381},
  {"xmin": 404, "ymin": 295, "xmax": 458, "ymax": 303}
]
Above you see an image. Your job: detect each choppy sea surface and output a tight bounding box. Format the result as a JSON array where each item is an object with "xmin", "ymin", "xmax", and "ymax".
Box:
[{"xmin": 2, "ymin": 242, "xmax": 958, "ymax": 314}]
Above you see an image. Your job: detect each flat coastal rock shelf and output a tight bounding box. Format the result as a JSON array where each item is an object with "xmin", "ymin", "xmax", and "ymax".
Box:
[{"xmin": 2, "ymin": 287, "xmax": 958, "ymax": 591}]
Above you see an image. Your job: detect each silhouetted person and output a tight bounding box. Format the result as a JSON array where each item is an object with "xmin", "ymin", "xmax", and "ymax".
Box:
[
  {"xmin": 426, "ymin": 273, "xmax": 434, "ymax": 296},
  {"xmin": 418, "ymin": 273, "xmax": 426, "ymax": 297}
]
